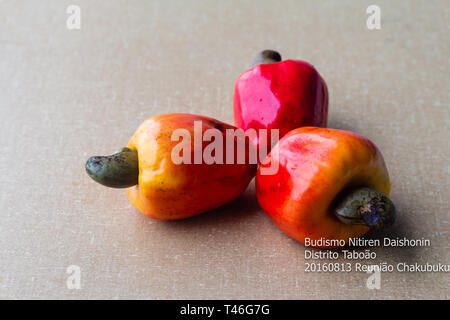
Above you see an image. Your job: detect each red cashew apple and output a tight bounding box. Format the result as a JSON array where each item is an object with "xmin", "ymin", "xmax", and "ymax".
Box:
[{"xmin": 234, "ymin": 50, "xmax": 328, "ymax": 158}]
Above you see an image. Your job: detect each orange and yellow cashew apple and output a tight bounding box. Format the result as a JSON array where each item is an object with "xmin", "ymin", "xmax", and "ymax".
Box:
[
  {"xmin": 256, "ymin": 127, "xmax": 395, "ymax": 248},
  {"xmin": 86, "ymin": 114, "xmax": 256, "ymax": 220}
]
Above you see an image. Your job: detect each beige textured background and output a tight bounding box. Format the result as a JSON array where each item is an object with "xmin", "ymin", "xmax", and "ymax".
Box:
[{"xmin": 0, "ymin": 0, "xmax": 448, "ymax": 299}]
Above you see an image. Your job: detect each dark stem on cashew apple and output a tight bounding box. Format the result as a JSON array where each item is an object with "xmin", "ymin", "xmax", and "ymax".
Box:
[
  {"xmin": 253, "ymin": 50, "xmax": 282, "ymax": 67},
  {"xmin": 334, "ymin": 187, "xmax": 396, "ymax": 230},
  {"xmin": 85, "ymin": 147, "xmax": 139, "ymax": 188}
]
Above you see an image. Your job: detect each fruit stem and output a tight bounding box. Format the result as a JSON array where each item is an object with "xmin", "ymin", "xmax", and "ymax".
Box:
[
  {"xmin": 334, "ymin": 187, "xmax": 396, "ymax": 230},
  {"xmin": 253, "ymin": 50, "xmax": 282, "ymax": 67},
  {"xmin": 85, "ymin": 147, "xmax": 139, "ymax": 188}
]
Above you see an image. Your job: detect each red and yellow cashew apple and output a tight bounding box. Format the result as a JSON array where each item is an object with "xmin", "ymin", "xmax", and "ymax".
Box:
[
  {"xmin": 86, "ymin": 114, "xmax": 256, "ymax": 219},
  {"xmin": 256, "ymin": 127, "xmax": 396, "ymax": 248}
]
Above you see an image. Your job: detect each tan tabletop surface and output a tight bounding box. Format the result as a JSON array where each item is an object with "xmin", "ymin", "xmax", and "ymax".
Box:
[{"xmin": 0, "ymin": 0, "xmax": 448, "ymax": 299}]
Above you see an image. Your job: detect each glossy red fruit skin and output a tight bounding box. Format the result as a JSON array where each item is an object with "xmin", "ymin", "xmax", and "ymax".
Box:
[
  {"xmin": 234, "ymin": 60, "xmax": 328, "ymax": 155},
  {"xmin": 255, "ymin": 127, "xmax": 390, "ymax": 248}
]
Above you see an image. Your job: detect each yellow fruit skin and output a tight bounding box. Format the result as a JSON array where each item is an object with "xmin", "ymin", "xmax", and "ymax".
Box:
[{"xmin": 126, "ymin": 113, "xmax": 256, "ymax": 220}]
